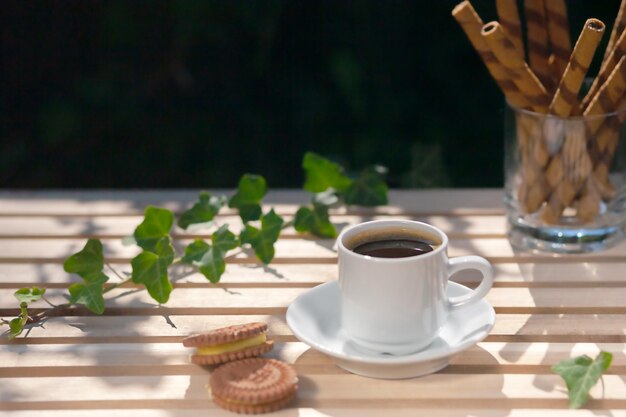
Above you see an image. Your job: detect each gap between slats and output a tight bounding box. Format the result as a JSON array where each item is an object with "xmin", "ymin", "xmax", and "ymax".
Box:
[
  {"xmin": 0, "ymin": 398, "xmax": 624, "ymax": 411},
  {"xmin": 4, "ymin": 334, "xmax": 626, "ymax": 346},
  {"xmin": 2, "ymin": 256, "xmax": 626, "ymax": 265},
  {"xmin": 0, "ymin": 233, "xmax": 508, "ymax": 240},
  {"xmin": 1, "ymin": 409, "xmax": 624, "ymax": 417},
  {"xmin": 2, "ymin": 281, "xmax": 626, "ymax": 289},
  {"xmin": 0, "ymin": 210, "xmax": 507, "ymax": 218},
  {"xmin": 4, "ymin": 306, "xmax": 626, "ymax": 317},
  {"xmin": 2, "ymin": 363, "xmax": 625, "ymax": 379}
]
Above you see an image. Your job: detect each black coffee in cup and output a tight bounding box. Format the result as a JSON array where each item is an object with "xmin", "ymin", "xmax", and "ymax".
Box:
[
  {"xmin": 347, "ymin": 228, "xmax": 440, "ymax": 259},
  {"xmin": 352, "ymin": 239, "xmax": 433, "ymax": 258}
]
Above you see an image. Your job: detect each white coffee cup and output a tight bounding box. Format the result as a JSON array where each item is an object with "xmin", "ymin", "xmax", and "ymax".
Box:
[{"xmin": 337, "ymin": 219, "xmax": 493, "ymax": 355}]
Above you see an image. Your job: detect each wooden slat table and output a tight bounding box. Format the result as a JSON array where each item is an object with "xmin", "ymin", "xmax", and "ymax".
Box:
[{"xmin": 1, "ymin": 189, "xmax": 625, "ymax": 416}]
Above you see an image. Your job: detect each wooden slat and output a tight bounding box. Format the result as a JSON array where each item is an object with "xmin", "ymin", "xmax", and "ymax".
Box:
[
  {"xmin": 0, "ymin": 190, "xmax": 505, "ymax": 216},
  {"xmin": 1, "ymin": 342, "xmax": 625, "ymax": 371},
  {"xmin": 3, "ymin": 410, "xmax": 626, "ymax": 417},
  {"xmin": 0, "ymin": 214, "xmax": 508, "ymax": 238},
  {"xmin": 1, "ymin": 374, "xmax": 625, "ymax": 407},
  {"xmin": 2, "ymin": 287, "xmax": 625, "ymax": 314},
  {"xmin": 4, "ymin": 313, "xmax": 626, "ymax": 341},
  {"xmin": 1, "ymin": 237, "xmax": 626, "ymax": 264},
  {"xmin": 0, "ymin": 264, "xmax": 336, "ymax": 286},
  {"xmin": 2, "ymin": 262, "xmax": 625, "ymax": 287}
]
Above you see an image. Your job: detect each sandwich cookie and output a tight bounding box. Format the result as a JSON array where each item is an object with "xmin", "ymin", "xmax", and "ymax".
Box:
[
  {"xmin": 210, "ymin": 358, "xmax": 298, "ymax": 414},
  {"xmin": 183, "ymin": 322, "xmax": 273, "ymax": 366}
]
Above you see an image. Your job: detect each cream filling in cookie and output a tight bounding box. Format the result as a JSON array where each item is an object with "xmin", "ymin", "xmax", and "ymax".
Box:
[{"xmin": 197, "ymin": 334, "xmax": 266, "ymax": 356}]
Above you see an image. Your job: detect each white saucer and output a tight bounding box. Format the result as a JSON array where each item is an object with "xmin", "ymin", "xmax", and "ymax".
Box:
[{"xmin": 286, "ymin": 280, "xmax": 495, "ymax": 379}]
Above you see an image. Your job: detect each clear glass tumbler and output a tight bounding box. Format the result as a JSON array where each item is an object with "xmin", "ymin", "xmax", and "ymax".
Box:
[{"xmin": 504, "ymin": 102, "xmax": 626, "ymax": 253}]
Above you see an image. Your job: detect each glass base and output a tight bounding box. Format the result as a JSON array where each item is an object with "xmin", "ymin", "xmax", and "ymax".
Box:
[{"xmin": 507, "ymin": 218, "xmax": 625, "ymax": 253}]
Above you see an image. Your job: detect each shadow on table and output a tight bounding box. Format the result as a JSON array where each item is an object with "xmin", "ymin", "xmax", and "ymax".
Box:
[
  {"xmin": 499, "ymin": 251, "xmax": 625, "ymax": 410},
  {"xmin": 288, "ymin": 344, "xmax": 507, "ymax": 416}
]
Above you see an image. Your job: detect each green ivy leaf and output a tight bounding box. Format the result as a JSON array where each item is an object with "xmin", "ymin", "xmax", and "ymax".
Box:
[
  {"xmin": 240, "ymin": 209, "xmax": 284, "ymax": 264},
  {"xmin": 197, "ymin": 247, "xmax": 227, "ymax": 283},
  {"xmin": 240, "ymin": 224, "xmax": 260, "ymax": 246},
  {"xmin": 343, "ymin": 166, "xmax": 388, "ymax": 206},
  {"xmin": 131, "ymin": 237, "xmax": 175, "ymax": 304},
  {"xmin": 182, "ymin": 239, "xmax": 210, "ymax": 264},
  {"xmin": 552, "ymin": 351, "xmax": 613, "ymax": 409},
  {"xmin": 63, "ymin": 239, "xmax": 104, "ymax": 276},
  {"xmin": 180, "ymin": 226, "xmax": 238, "ymax": 283},
  {"xmin": 68, "ymin": 273, "xmax": 108, "ymax": 314},
  {"xmin": 177, "ymin": 191, "xmax": 225, "ymax": 230},
  {"xmin": 134, "ymin": 206, "xmax": 174, "ymax": 252},
  {"xmin": 9, "ymin": 317, "xmax": 24, "ymax": 338},
  {"xmin": 14, "ymin": 287, "xmax": 46, "ymax": 304},
  {"xmin": 302, "ymin": 152, "xmax": 352, "ymax": 193},
  {"xmin": 294, "ymin": 203, "xmax": 337, "ymax": 238},
  {"xmin": 181, "ymin": 239, "xmax": 229, "ymax": 283},
  {"xmin": 228, "ymin": 174, "xmax": 267, "ymax": 222},
  {"xmin": 212, "ymin": 225, "xmax": 239, "ymax": 253}
]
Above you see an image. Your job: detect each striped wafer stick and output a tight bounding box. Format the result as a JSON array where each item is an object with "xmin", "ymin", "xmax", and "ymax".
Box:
[
  {"xmin": 481, "ymin": 20, "xmax": 552, "ymax": 213},
  {"xmin": 481, "ymin": 21, "xmax": 551, "ymax": 112},
  {"xmin": 575, "ymin": 176, "xmax": 602, "ymax": 223},
  {"xmin": 603, "ymin": 0, "xmax": 626, "ymax": 62},
  {"xmin": 588, "ymin": 86, "xmax": 626, "ymax": 200},
  {"xmin": 540, "ymin": 18, "xmax": 605, "ymax": 215},
  {"xmin": 453, "ymin": 1, "xmax": 538, "ymax": 179},
  {"xmin": 549, "ymin": 19, "xmax": 605, "ymax": 118},
  {"xmin": 496, "ymin": 0, "xmax": 524, "ymax": 57},
  {"xmin": 453, "ymin": 1, "xmax": 540, "ymax": 209},
  {"xmin": 545, "ymin": 0, "xmax": 572, "ymax": 82},
  {"xmin": 585, "ymin": 56, "xmax": 626, "ymax": 134},
  {"xmin": 541, "ymin": 55, "xmax": 626, "ymax": 223},
  {"xmin": 452, "ymin": 1, "xmax": 530, "ymax": 109},
  {"xmin": 525, "ymin": 0, "xmax": 553, "ymax": 90},
  {"xmin": 582, "ymin": 28, "xmax": 626, "ymax": 110},
  {"xmin": 540, "ymin": 120, "xmax": 593, "ymax": 224}
]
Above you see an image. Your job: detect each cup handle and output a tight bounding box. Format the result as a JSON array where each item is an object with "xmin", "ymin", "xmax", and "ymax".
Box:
[{"xmin": 446, "ymin": 256, "xmax": 493, "ymax": 310}]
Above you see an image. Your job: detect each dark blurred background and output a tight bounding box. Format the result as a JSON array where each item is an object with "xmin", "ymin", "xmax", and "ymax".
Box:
[{"xmin": 1, "ymin": 1, "xmax": 620, "ymax": 188}]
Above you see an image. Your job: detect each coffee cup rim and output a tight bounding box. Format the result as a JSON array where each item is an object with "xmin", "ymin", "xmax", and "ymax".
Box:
[{"xmin": 337, "ymin": 219, "xmax": 448, "ymax": 262}]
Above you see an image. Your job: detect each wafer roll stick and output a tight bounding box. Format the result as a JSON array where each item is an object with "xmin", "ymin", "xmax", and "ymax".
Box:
[
  {"xmin": 545, "ymin": 0, "xmax": 572, "ymax": 82},
  {"xmin": 496, "ymin": 0, "xmax": 524, "ymax": 57},
  {"xmin": 514, "ymin": 110, "xmax": 547, "ymax": 212},
  {"xmin": 452, "ymin": 0, "xmax": 539, "ymax": 183},
  {"xmin": 584, "ymin": 55, "xmax": 626, "ymax": 160},
  {"xmin": 582, "ymin": 28, "xmax": 626, "ymax": 110},
  {"xmin": 590, "ymin": 94, "xmax": 626, "ymax": 199},
  {"xmin": 482, "ymin": 21, "xmax": 551, "ymax": 112},
  {"xmin": 525, "ymin": 0, "xmax": 553, "ymax": 90},
  {"xmin": 452, "ymin": 1, "xmax": 531, "ymax": 109},
  {"xmin": 575, "ymin": 176, "xmax": 602, "ymax": 223},
  {"xmin": 549, "ymin": 19, "xmax": 605, "ymax": 118},
  {"xmin": 541, "ymin": 56, "xmax": 626, "ymax": 223},
  {"xmin": 481, "ymin": 21, "xmax": 553, "ymax": 213},
  {"xmin": 517, "ymin": 119, "xmax": 552, "ymax": 213},
  {"xmin": 585, "ymin": 56, "xmax": 626, "ymax": 119},
  {"xmin": 540, "ymin": 120, "xmax": 593, "ymax": 224},
  {"xmin": 603, "ymin": 0, "xmax": 626, "ymax": 62}
]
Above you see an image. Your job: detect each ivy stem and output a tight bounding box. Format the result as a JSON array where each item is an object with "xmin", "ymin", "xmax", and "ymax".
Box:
[
  {"xmin": 106, "ymin": 262, "xmax": 126, "ymax": 281},
  {"xmin": 102, "ymin": 277, "xmax": 134, "ymax": 295},
  {"xmin": 224, "ymin": 247, "xmax": 246, "ymax": 259},
  {"xmin": 19, "ymin": 303, "xmax": 29, "ymax": 326},
  {"xmin": 281, "ymin": 220, "xmax": 294, "ymax": 229},
  {"xmin": 41, "ymin": 295, "xmax": 56, "ymax": 308}
]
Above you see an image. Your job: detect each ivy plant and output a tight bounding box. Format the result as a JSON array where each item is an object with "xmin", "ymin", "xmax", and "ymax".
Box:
[{"xmin": 1, "ymin": 152, "xmax": 388, "ymax": 338}]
